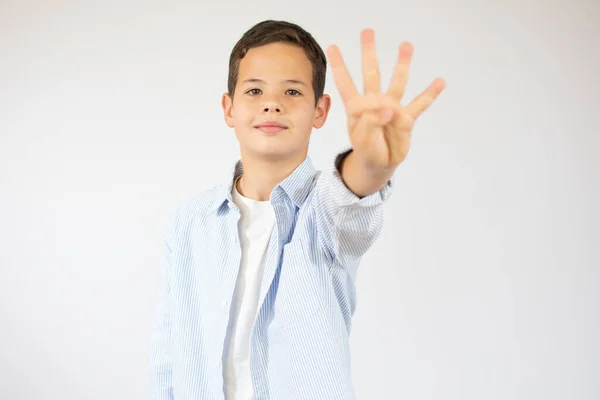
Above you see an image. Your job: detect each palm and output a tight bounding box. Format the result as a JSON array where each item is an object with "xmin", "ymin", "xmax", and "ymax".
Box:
[{"xmin": 327, "ymin": 29, "xmax": 445, "ymax": 169}]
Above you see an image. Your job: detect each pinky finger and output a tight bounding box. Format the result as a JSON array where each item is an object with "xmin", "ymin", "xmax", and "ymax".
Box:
[{"xmin": 405, "ymin": 78, "xmax": 446, "ymax": 119}]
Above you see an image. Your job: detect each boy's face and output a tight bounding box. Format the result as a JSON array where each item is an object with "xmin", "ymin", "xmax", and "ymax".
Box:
[{"xmin": 222, "ymin": 42, "xmax": 331, "ymax": 162}]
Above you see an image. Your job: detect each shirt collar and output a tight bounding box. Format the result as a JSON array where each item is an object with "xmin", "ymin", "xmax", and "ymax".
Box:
[{"xmin": 210, "ymin": 156, "xmax": 318, "ymax": 212}]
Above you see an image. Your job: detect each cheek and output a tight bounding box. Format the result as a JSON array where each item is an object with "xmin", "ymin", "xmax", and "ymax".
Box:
[
  {"xmin": 232, "ymin": 104, "xmax": 255, "ymax": 125},
  {"xmin": 295, "ymin": 106, "xmax": 316, "ymax": 128}
]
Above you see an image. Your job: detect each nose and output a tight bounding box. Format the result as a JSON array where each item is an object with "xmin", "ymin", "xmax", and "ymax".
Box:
[
  {"xmin": 263, "ymin": 105, "xmax": 281, "ymax": 113},
  {"xmin": 261, "ymin": 98, "xmax": 284, "ymax": 114}
]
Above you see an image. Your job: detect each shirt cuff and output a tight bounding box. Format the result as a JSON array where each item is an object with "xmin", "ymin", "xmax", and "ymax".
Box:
[{"xmin": 329, "ymin": 148, "xmax": 394, "ymax": 207}]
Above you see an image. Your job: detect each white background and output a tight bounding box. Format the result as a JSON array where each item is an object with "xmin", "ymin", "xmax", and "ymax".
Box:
[{"xmin": 1, "ymin": 0, "xmax": 599, "ymax": 399}]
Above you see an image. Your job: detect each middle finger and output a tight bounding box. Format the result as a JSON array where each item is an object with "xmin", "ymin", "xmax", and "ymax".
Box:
[{"xmin": 361, "ymin": 29, "xmax": 381, "ymax": 94}]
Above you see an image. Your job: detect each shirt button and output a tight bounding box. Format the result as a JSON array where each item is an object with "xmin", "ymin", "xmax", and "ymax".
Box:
[{"xmin": 221, "ymin": 300, "xmax": 228, "ymax": 308}]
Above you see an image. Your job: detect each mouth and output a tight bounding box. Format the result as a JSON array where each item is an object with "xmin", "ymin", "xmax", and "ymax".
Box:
[{"xmin": 254, "ymin": 121, "xmax": 288, "ymax": 135}]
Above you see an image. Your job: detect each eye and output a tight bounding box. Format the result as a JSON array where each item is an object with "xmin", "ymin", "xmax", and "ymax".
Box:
[
  {"xmin": 286, "ymin": 89, "xmax": 302, "ymax": 96},
  {"xmin": 246, "ymin": 88, "xmax": 262, "ymax": 95}
]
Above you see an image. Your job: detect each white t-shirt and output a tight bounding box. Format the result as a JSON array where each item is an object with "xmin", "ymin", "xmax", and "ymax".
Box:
[{"xmin": 223, "ymin": 180, "xmax": 276, "ymax": 400}]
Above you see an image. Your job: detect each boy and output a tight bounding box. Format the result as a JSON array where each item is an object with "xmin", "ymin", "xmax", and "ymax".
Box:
[{"xmin": 149, "ymin": 20, "xmax": 444, "ymax": 400}]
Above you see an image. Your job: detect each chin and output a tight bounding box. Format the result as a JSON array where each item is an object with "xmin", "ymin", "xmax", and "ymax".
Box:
[{"xmin": 243, "ymin": 143, "xmax": 307, "ymax": 161}]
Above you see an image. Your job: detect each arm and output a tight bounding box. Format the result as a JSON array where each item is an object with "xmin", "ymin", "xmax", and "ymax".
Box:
[
  {"xmin": 316, "ymin": 29, "xmax": 444, "ymax": 266},
  {"xmin": 313, "ymin": 148, "xmax": 394, "ymax": 267},
  {"xmin": 149, "ymin": 231, "xmax": 174, "ymax": 400},
  {"xmin": 339, "ymin": 149, "xmax": 396, "ymax": 199}
]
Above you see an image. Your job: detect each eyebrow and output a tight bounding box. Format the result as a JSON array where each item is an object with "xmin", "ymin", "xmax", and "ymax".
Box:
[{"xmin": 241, "ymin": 78, "xmax": 308, "ymax": 87}]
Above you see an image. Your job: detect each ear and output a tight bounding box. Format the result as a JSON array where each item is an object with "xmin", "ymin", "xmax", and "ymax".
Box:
[
  {"xmin": 221, "ymin": 93, "xmax": 234, "ymax": 128},
  {"xmin": 313, "ymin": 94, "xmax": 331, "ymax": 129}
]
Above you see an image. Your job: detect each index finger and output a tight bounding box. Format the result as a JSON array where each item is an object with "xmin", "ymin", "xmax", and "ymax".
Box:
[{"xmin": 327, "ymin": 44, "xmax": 359, "ymax": 106}]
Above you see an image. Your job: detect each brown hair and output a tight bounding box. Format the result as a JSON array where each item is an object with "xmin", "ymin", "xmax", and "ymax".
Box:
[{"xmin": 227, "ymin": 20, "xmax": 327, "ymax": 106}]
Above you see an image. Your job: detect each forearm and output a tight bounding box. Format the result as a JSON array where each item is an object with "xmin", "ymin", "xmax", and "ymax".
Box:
[
  {"xmin": 339, "ymin": 150, "xmax": 396, "ymax": 198},
  {"xmin": 313, "ymin": 150, "xmax": 394, "ymax": 266}
]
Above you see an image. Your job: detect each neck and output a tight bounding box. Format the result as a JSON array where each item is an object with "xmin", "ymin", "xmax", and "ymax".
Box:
[{"xmin": 236, "ymin": 149, "xmax": 308, "ymax": 201}]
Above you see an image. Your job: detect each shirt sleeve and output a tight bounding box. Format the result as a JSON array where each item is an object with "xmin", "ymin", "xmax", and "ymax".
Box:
[
  {"xmin": 313, "ymin": 148, "xmax": 395, "ymax": 268},
  {"xmin": 148, "ymin": 223, "xmax": 175, "ymax": 400}
]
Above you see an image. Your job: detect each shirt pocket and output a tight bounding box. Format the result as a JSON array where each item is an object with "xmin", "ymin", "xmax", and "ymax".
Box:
[{"xmin": 274, "ymin": 237, "xmax": 325, "ymax": 327}]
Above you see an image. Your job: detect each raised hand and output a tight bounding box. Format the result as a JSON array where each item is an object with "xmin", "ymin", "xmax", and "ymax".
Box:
[{"xmin": 327, "ymin": 29, "xmax": 445, "ymax": 172}]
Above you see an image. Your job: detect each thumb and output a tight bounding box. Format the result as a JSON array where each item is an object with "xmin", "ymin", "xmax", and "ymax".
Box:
[
  {"xmin": 380, "ymin": 108, "xmax": 394, "ymax": 123},
  {"xmin": 351, "ymin": 110, "xmax": 386, "ymax": 147}
]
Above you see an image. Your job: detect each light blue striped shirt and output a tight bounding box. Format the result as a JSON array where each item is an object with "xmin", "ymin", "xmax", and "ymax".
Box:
[{"xmin": 149, "ymin": 150, "xmax": 394, "ymax": 399}]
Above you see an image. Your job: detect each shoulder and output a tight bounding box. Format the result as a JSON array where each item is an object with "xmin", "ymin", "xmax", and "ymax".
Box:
[{"xmin": 162, "ymin": 184, "xmax": 224, "ymax": 243}]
